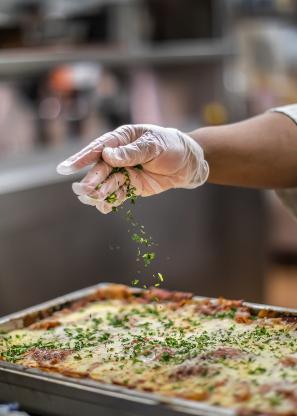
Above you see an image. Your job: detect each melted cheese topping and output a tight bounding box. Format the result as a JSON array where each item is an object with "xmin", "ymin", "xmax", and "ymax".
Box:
[{"xmin": 1, "ymin": 287, "xmax": 296, "ymax": 415}]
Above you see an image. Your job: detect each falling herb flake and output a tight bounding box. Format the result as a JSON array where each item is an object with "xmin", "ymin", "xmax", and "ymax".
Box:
[
  {"xmin": 157, "ymin": 273, "xmax": 164, "ymax": 282},
  {"xmin": 142, "ymin": 252, "xmax": 156, "ymax": 267},
  {"xmin": 103, "ymin": 165, "xmax": 165, "ymax": 289}
]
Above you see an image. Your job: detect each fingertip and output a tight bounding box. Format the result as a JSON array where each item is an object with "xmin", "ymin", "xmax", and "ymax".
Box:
[
  {"xmin": 78, "ymin": 195, "xmax": 98, "ymax": 206},
  {"xmin": 72, "ymin": 182, "xmax": 93, "ymax": 196},
  {"xmin": 96, "ymin": 202, "xmax": 111, "ymax": 214},
  {"xmin": 56, "ymin": 160, "xmax": 76, "ymax": 175}
]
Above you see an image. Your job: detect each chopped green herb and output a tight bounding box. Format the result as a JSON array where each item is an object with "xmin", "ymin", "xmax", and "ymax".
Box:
[
  {"xmin": 248, "ymin": 366, "xmax": 266, "ymax": 375},
  {"xmin": 160, "ymin": 351, "xmax": 171, "ymax": 362},
  {"xmin": 104, "ymin": 166, "xmax": 165, "ymax": 289},
  {"xmin": 105, "ymin": 192, "xmax": 117, "ymax": 204},
  {"xmin": 142, "ymin": 252, "xmax": 156, "ymax": 267},
  {"xmin": 158, "ymin": 273, "xmax": 164, "ymax": 282},
  {"xmin": 134, "ymin": 164, "xmax": 143, "ymax": 170},
  {"xmin": 269, "ymin": 394, "xmax": 282, "ymax": 407}
]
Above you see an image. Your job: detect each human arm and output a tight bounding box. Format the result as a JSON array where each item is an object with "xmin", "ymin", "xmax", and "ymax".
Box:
[
  {"xmin": 189, "ymin": 110, "xmax": 297, "ymax": 189},
  {"xmin": 56, "ymin": 106, "xmax": 297, "ymax": 214}
]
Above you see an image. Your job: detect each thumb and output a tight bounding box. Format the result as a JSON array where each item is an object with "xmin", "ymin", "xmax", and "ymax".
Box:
[{"xmin": 102, "ymin": 133, "xmax": 163, "ymax": 167}]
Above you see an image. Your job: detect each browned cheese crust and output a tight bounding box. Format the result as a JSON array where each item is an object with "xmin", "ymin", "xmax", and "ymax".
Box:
[{"xmin": 1, "ymin": 284, "xmax": 296, "ymax": 415}]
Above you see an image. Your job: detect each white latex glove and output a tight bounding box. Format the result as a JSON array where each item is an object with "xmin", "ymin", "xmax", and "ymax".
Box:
[{"xmin": 56, "ymin": 124, "xmax": 209, "ymax": 213}]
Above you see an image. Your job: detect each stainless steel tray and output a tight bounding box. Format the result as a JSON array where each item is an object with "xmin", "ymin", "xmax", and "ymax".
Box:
[{"xmin": 0, "ymin": 283, "xmax": 296, "ymax": 416}]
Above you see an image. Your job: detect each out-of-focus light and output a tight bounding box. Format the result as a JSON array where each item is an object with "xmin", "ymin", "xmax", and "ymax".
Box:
[
  {"xmin": 49, "ymin": 64, "xmax": 101, "ymax": 93},
  {"xmin": 38, "ymin": 97, "xmax": 61, "ymax": 120},
  {"xmin": 202, "ymin": 102, "xmax": 228, "ymax": 125},
  {"xmin": 72, "ymin": 63, "xmax": 101, "ymax": 90},
  {"xmin": 276, "ymin": 0, "xmax": 294, "ymax": 13},
  {"xmin": 223, "ymin": 65, "xmax": 248, "ymax": 94}
]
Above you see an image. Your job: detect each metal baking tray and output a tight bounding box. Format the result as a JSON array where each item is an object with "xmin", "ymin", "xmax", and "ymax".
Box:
[{"xmin": 0, "ymin": 283, "xmax": 296, "ymax": 416}]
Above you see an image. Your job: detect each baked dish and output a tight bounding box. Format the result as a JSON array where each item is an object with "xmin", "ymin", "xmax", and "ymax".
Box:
[{"xmin": 0, "ymin": 284, "xmax": 296, "ymax": 415}]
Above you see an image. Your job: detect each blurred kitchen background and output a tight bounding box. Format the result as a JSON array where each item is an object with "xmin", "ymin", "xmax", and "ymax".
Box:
[{"xmin": 0, "ymin": 0, "xmax": 297, "ymax": 315}]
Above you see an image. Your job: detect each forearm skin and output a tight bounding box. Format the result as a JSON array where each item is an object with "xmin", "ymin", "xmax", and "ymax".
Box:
[{"xmin": 188, "ymin": 112, "xmax": 297, "ymax": 189}]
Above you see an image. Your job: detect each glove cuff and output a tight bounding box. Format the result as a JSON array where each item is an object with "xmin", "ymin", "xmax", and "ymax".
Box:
[
  {"xmin": 182, "ymin": 132, "xmax": 209, "ymax": 189},
  {"xmin": 187, "ymin": 159, "xmax": 209, "ymax": 189}
]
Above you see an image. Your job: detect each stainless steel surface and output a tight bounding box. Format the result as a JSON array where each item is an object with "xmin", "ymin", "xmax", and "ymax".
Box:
[
  {"xmin": 0, "ymin": 363, "xmax": 234, "ymax": 416},
  {"xmin": 1, "ymin": 283, "xmax": 296, "ymax": 416}
]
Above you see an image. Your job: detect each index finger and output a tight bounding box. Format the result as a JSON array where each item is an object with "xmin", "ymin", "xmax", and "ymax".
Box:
[
  {"xmin": 56, "ymin": 127, "xmax": 131, "ymax": 175},
  {"xmin": 56, "ymin": 139, "xmax": 103, "ymax": 175}
]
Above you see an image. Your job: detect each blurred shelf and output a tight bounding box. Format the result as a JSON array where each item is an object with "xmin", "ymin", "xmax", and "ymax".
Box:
[
  {"xmin": 0, "ymin": 39, "xmax": 235, "ymax": 76},
  {"xmin": 0, "ymin": 143, "xmax": 85, "ymax": 195},
  {"xmin": 0, "ymin": 0, "xmax": 140, "ymax": 16}
]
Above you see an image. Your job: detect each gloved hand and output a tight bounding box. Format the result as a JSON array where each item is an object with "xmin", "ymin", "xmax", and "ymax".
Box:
[{"xmin": 56, "ymin": 124, "xmax": 209, "ymax": 213}]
